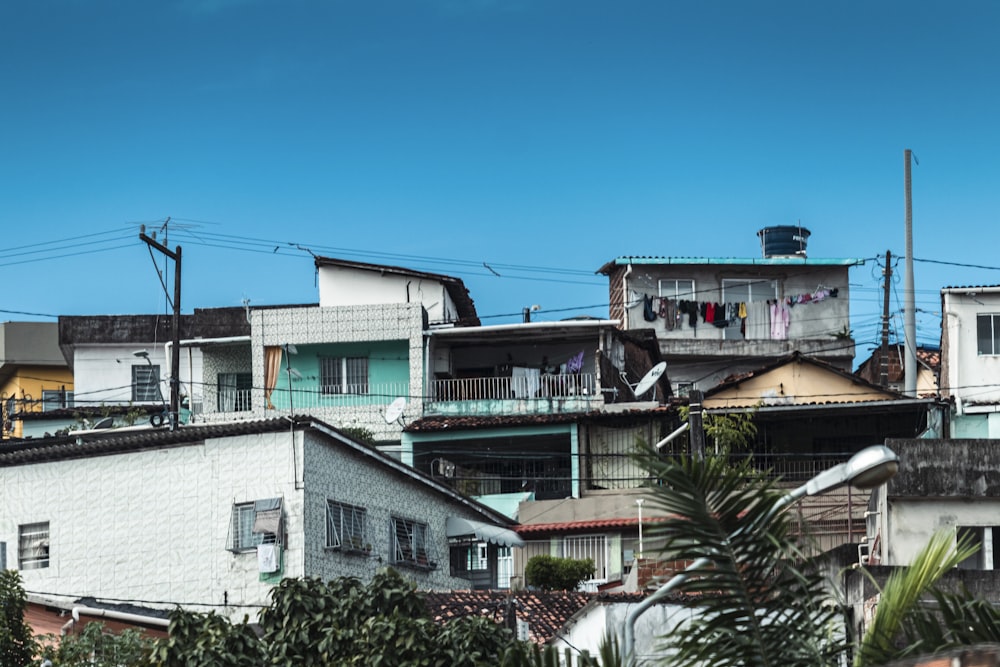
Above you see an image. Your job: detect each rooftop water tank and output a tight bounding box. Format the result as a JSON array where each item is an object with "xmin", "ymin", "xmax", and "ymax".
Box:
[{"xmin": 758, "ymin": 225, "xmax": 810, "ymax": 258}]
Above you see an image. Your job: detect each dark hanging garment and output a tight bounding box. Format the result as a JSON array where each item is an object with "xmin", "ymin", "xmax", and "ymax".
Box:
[{"xmin": 643, "ymin": 295, "xmax": 657, "ymax": 321}]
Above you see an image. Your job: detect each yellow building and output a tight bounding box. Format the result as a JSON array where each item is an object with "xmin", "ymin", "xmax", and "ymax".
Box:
[{"xmin": 0, "ymin": 322, "xmax": 74, "ymax": 439}]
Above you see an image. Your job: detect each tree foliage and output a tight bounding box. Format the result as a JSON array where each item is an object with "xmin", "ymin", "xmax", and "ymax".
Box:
[
  {"xmin": 0, "ymin": 570, "xmax": 38, "ymax": 667},
  {"xmin": 524, "ymin": 555, "xmax": 594, "ymax": 591},
  {"xmin": 40, "ymin": 621, "xmax": 153, "ymax": 667}
]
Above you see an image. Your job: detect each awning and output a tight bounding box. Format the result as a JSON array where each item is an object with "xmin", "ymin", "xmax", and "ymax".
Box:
[{"xmin": 446, "ymin": 517, "xmax": 525, "ymax": 548}]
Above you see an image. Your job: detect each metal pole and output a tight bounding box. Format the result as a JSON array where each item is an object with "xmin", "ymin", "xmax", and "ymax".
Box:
[{"xmin": 904, "ymin": 149, "xmax": 917, "ymax": 396}]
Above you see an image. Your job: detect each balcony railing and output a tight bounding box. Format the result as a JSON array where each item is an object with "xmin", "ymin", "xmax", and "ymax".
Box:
[
  {"xmin": 203, "ymin": 382, "xmax": 411, "ymax": 416},
  {"xmin": 430, "ymin": 373, "xmax": 599, "ymax": 402}
]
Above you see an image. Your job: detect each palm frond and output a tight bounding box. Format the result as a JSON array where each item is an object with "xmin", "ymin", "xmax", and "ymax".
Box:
[
  {"xmin": 637, "ymin": 446, "xmax": 845, "ymax": 667},
  {"xmin": 854, "ymin": 529, "xmax": 978, "ymax": 666}
]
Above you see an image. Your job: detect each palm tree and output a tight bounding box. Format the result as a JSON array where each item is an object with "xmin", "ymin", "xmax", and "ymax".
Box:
[{"xmin": 632, "ymin": 445, "xmax": 1000, "ymax": 667}]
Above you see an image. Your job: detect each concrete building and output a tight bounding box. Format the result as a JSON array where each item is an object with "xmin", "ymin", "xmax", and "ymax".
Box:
[
  {"xmin": 940, "ymin": 286, "xmax": 1000, "ymax": 437},
  {"xmin": 0, "ymin": 417, "xmax": 521, "ymax": 619},
  {"xmin": 0, "ymin": 321, "xmax": 74, "ymax": 438}
]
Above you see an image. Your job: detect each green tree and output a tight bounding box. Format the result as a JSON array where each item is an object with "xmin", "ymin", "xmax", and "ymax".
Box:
[
  {"xmin": 40, "ymin": 621, "xmax": 152, "ymax": 667},
  {"xmin": 0, "ymin": 570, "xmax": 38, "ymax": 667},
  {"xmin": 524, "ymin": 555, "xmax": 594, "ymax": 591}
]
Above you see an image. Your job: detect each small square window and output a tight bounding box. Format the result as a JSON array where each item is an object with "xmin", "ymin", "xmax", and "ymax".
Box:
[
  {"xmin": 132, "ymin": 364, "xmax": 162, "ymax": 402},
  {"xmin": 19, "ymin": 522, "xmax": 49, "ymax": 570},
  {"xmin": 229, "ymin": 499, "xmax": 282, "ymax": 552},
  {"xmin": 977, "ymin": 315, "xmax": 1000, "ymax": 355}
]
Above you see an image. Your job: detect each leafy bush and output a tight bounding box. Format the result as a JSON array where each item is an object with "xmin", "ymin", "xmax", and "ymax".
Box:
[{"xmin": 524, "ymin": 555, "xmax": 594, "ymax": 591}]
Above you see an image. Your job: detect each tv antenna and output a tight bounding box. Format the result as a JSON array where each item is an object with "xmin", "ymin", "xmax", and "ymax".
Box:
[{"xmin": 384, "ymin": 397, "xmax": 407, "ymax": 425}]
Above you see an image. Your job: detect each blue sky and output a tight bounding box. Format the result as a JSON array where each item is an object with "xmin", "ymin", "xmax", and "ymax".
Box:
[{"xmin": 3, "ymin": 0, "xmax": 998, "ymax": 357}]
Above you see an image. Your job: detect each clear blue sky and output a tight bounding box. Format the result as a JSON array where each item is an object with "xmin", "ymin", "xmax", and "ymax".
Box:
[{"xmin": 3, "ymin": 1, "xmax": 998, "ymax": 356}]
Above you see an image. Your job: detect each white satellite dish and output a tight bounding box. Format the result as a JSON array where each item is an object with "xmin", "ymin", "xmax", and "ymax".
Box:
[
  {"xmin": 384, "ymin": 397, "xmax": 407, "ymax": 424},
  {"xmin": 632, "ymin": 362, "xmax": 667, "ymax": 399}
]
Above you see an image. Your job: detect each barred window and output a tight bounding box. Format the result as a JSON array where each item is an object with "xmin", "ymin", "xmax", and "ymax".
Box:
[
  {"xmin": 229, "ymin": 498, "xmax": 283, "ymax": 552},
  {"xmin": 19, "ymin": 522, "xmax": 49, "ymax": 570},
  {"xmin": 326, "ymin": 501, "xmax": 368, "ymax": 552},
  {"xmin": 320, "ymin": 357, "xmax": 369, "ymax": 395},
  {"xmin": 132, "ymin": 364, "xmax": 162, "ymax": 402},
  {"xmin": 391, "ymin": 516, "xmax": 432, "ymax": 567}
]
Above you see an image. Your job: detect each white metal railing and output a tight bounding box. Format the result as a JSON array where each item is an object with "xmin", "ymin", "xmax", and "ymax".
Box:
[
  {"xmin": 202, "ymin": 382, "xmax": 411, "ymax": 415},
  {"xmin": 430, "ymin": 373, "xmax": 597, "ymax": 402}
]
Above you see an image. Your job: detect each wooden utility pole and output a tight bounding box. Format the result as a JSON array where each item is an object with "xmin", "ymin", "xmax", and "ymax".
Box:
[
  {"xmin": 879, "ymin": 250, "xmax": 893, "ymax": 388},
  {"xmin": 139, "ymin": 226, "xmax": 182, "ymax": 431}
]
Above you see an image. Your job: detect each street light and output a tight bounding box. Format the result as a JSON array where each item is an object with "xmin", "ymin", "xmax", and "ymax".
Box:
[{"xmin": 622, "ymin": 444, "xmax": 900, "ymax": 667}]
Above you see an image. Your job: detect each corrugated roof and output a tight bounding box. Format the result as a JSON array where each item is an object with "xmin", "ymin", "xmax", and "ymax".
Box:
[
  {"xmin": 516, "ymin": 516, "xmax": 670, "ymax": 534},
  {"xmin": 597, "ymin": 256, "xmax": 866, "ymax": 274},
  {"xmin": 405, "ymin": 405, "xmax": 680, "ymax": 433}
]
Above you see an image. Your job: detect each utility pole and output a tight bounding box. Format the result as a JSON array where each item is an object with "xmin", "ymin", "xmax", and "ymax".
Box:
[
  {"xmin": 139, "ymin": 225, "xmax": 182, "ymax": 431},
  {"xmin": 903, "ymin": 149, "xmax": 917, "ymax": 397},
  {"xmin": 688, "ymin": 389, "xmax": 706, "ymax": 460},
  {"xmin": 879, "ymin": 250, "xmax": 892, "ymax": 388}
]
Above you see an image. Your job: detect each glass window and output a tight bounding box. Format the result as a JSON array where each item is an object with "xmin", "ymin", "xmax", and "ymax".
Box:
[
  {"xmin": 19, "ymin": 522, "xmax": 49, "ymax": 570},
  {"xmin": 42, "ymin": 390, "xmax": 74, "ymax": 412},
  {"xmin": 391, "ymin": 516, "xmax": 431, "ymax": 567},
  {"xmin": 320, "ymin": 357, "xmax": 369, "ymax": 395},
  {"xmin": 977, "ymin": 314, "xmax": 1000, "ymax": 355},
  {"xmin": 326, "ymin": 501, "xmax": 368, "ymax": 551}
]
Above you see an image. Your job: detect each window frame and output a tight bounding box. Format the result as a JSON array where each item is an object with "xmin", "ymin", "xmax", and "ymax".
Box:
[
  {"xmin": 391, "ymin": 516, "xmax": 433, "ymax": 569},
  {"xmin": 217, "ymin": 372, "xmax": 252, "ymax": 412},
  {"xmin": 319, "ymin": 356, "xmax": 369, "ymax": 395},
  {"xmin": 19, "ymin": 522, "xmax": 50, "ymax": 570},
  {"xmin": 229, "ymin": 499, "xmax": 283, "ymax": 553},
  {"xmin": 132, "ymin": 364, "xmax": 162, "ymax": 402},
  {"xmin": 657, "ymin": 278, "xmax": 696, "ymax": 301},
  {"xmin": 326, "ymin": 500, "xmax": 369, "ymax": 553},
  {"xmin": 977, "ymin": 314, "xmax": 1000, "ymax": 355},
  {"xmin": 42, "ymin": 389, "xmax": 74, "ymax": 412}
]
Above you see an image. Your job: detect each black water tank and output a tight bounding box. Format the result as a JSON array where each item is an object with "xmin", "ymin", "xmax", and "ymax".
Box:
[{"xmin": 758, "ymin": 225, "xmax": 810, "ymax": 258}]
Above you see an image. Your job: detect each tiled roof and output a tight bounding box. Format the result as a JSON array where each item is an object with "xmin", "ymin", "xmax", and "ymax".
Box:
[
  {"xmin": 405, "ymin": 405, "xmax": 679, "ymax": 433},
  {"xmin": 423, "ymin": 590, "xmax": 590, "ymax": 644},
  {"xmin": 516, "ymin": 517, "xmax": 670, "ymax": 535}
]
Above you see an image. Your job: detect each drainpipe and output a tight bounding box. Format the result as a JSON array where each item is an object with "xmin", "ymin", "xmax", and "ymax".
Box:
[
  {"xmin": 654, "ymin": 422, "xmax": 690, "ymax": 450},
  {"xmin": 62, "ymin": 606, "xmax": 170, "ymax": 635},
  {"xmin": 622, "ymin": 264, "xmax": 634, "ymax": 329}
]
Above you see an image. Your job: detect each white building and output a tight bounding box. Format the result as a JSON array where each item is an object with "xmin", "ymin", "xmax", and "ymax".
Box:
[
  {"xmin": 0, "ymin": 417, "xmax": 522, "ymax": 620},
  {"xmin": 940, "ymin": 285, "xmax": 1000, "ymax": 438}
]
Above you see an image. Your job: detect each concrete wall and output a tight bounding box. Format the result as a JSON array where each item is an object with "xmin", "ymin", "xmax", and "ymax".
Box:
[
  {"xmin": 317, "ymin": 265, "xmax": 458, "ymax": 325},
  {"xmin": 250, "ymin": 304, "xmax": 424, "ymax": 442},
  {"xmin": 71, "ymin": 343, "xmax": 203, "ymax": 409},
  {"xmin": 622, "ymin": 264, "xmax": 851, "ymax": 344},
  {"xmin": 301, "ymin": 430, "xmax": 491, "ymax": 590},
  {"xmin": 942, "ymin": 290, "xmax": 1000, "ymax": 406},
  {"xmin": 0, "ymin": 430, "xmax": 305, "ymax": 618}
]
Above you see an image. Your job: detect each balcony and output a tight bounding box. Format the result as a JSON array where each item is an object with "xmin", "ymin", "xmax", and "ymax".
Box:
[
  {"xmin": 425, "ymin": 373, "xmax": 601, "ymax": 417},
  {"xmin": 199, "ymin": 382, "xmax": 411, "ymax": 425}
]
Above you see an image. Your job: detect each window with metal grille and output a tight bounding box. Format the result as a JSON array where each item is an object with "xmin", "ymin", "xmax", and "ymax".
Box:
[
  {"xmin": 229, "ymin": 498, "xmax": 282, "ymax": 552},
  {"xmin": 19, "ymin": 522, "xmax": 49, "ymax": 570},
  {"xmin": 978, "ymin": 314, "xmax": 1000, "ymax": 355},
  {"xmin": 132, "ymin": 364, "xmax": 162, "ymax": 402},
  {"xmin": 326, "ymin": 501, "xmax": 368, "ymax": 552},
  {"xmin": 42, "ymin": 390, "xmax": 74, "ymax": 412},
  {"xmin": 391, "ymin": 516, "xmax": 431, "ymax": 567},
  {"xmin": 319, "ymin": 357, "xmax": 369, "ymax": 395}
]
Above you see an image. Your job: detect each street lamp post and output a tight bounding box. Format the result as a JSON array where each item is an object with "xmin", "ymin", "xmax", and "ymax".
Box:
[{"xmin": 621, "ymin": 444, "xmax": 900, "ymax": 667}]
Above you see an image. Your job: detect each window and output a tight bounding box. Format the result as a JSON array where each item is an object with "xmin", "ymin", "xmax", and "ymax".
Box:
[
  {"xmin": 326, "ymin": 501, "xmax": 368, "ymax": 552},
  {"xmin": 721, "ymin": 278, "xmax": 779, "ymax": 340},
  {"xmin": 676, "ymin": 382, "xmax": 693, "ymax": 398},
  {"xmin": 42, "ymin": 390, "xmax": 74, "ymax": 412},
  {"xmin": 320, "ymin": 357, "xmax": 369, "ymax": 395},
  {"xmin": 19, "ymin": 522, "xmax": 49, "ymax": 570},
  {"xmin": 391, "ymin": 516, "xmax": 432, "ymax": 567},
  {"xmin": 229, "ymin": 498, "xmax": 283, "ymax": 552},
  {"xmin": 658, "ymin": 278, "xmax": 696, "ymax": 300},
  {"xmin": 217, "ymin": 373, "xmax": 252, "ymax": 411},
  {"xmin": 132, "ymin": 364, "xmax": 162, "ymax": 402},
  {"xmin": 978, "ymin": 314, "xmax": 1000, "ymax": 355},
  {"xmin": 957, "ymin": 526, "xmax": 999, "ymax": 570}
]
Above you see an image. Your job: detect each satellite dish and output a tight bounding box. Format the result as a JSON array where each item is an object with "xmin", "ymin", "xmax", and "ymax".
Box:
[
  {"xmin": 633, "ymin": 362, "xmax": 667, "ymax": 399},
  {"xmin": 384, "ymin": 397, "xmax": 407, "ymax": 424},
  {"xmin": 93, "ymin": 417, "xmax": 114, "ymax": 429}
]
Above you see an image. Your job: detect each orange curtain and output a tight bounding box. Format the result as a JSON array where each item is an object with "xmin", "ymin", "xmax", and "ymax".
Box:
[{"xmin": 264, "ymin": 346, "xmax": 283, "ymax": 409}]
